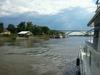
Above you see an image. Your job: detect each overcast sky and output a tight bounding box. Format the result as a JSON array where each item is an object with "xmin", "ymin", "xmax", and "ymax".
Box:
[{"xmin": 0, "ymin": 0, "xmax": 96, "ymax": 30}]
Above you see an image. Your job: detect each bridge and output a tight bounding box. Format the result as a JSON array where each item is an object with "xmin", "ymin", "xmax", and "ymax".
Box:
[
  {"xmin": 65, "ymin": 31, "xmax": 86, "ymax": 35},
  {"xmin": 58, "ymin": 30, "xmax": 92, "ymax": 36}
]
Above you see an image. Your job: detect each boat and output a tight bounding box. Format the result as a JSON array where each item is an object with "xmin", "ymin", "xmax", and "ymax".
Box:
[
  {"xmin": 50, "ymin": 34, "xmax": 65, "ymax": 39},
  {"xmin": 77, "ymin": 0, "xmax": 100, "ymax": 75}
]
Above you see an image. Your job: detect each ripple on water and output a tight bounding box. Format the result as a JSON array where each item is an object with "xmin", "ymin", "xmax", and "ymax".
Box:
[{"xmin": 5, "ymin": 47, "xmax": 50, "ymax": 55}]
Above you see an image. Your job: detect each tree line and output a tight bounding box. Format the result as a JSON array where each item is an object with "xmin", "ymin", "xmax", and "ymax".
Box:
[{"xmin": 0, "ymin": 22, "xmax": 65, "ymax": 36}]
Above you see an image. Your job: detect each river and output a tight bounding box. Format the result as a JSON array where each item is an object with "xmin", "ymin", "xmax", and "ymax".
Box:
[{"xmin": 0, "ymin": 36, "xmax": 88, "ymax": 75}]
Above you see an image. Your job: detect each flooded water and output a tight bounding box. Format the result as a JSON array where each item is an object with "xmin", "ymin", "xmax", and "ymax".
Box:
[{"xmin": 0, "ymin": 36, "xmax": 88, "ymax": 75}]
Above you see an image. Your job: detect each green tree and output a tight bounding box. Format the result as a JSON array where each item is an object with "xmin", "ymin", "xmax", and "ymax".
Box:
[
  {"xmin": 26, "ymin": 22, "xmax": 33, "ymax": 32},
  {"xmin": 0, "ymin": 23, "xmax": 4, "ymax": 33},
  {"xmin": 41, "ymin": 26, "xmax": 50, "ymax": 34},
  {"xmin": 7, "ymin": 24, "xmax": 16, "ymax": 33},
  {"xmin": 32, "ymin": 25, "xmax": 42, "ymax": 35},
  {"xmin": 17, "ymin": 22, "xmax": 26, "ymax": 32}
]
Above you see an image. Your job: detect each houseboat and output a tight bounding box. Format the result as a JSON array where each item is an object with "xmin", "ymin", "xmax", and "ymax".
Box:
[{"xmin": 78, "ymin": 0, "xmax": 100, "ymax": 75}]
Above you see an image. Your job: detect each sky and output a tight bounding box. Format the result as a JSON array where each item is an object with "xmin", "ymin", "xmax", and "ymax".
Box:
[{"xmin": 0, "ymin": 0, "xmax": 97, "ymax": 30}]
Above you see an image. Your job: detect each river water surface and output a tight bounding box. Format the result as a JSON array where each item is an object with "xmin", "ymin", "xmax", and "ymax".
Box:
[{"xmin": 0, "ymin": 36, "xmax": 88, "ymax": 75}]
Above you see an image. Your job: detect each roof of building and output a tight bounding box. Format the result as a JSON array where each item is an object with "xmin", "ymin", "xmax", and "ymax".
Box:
[{"xmin": 18, "ymin": 31, "xmax": 31, "ymax": 34}]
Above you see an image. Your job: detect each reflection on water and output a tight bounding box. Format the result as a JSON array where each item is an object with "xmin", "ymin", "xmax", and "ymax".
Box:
[{"xmin": 0, "ymin": 36, "xmax": 88, "ymax": 75}]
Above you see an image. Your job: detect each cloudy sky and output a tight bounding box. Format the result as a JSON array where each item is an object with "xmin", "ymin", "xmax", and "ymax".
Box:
[{"xmin": 0, "ymin": 0, "xmax": 96, "ymax": 30}]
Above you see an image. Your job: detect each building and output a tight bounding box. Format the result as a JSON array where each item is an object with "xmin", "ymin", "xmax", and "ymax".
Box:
[
  {"xmin": 17, "ymin": 31, "xmax": 32, "ymax": 37},
  {"xmin": 0, "ymin": 31, "xmax": 11, "ymax": 35}
]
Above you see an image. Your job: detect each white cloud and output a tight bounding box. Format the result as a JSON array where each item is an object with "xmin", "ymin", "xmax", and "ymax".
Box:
[{"xmin": 0, "ymin": 0, "xmax": 96, "ymax": 16}]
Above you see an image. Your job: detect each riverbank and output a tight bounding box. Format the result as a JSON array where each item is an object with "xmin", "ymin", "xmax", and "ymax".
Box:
[
  {"xmin": 0, "ymin": 34, "xmax": 50, "ymax": 47},
  {"xmin": 0, "ymin": 35, "xmax": 16, "ymax": 42},
  {"xmin": 0, "ymin": 33, "xmax": 66, "ymax": 44},
  {"xmin": 0, "ymin": 34, "xmax": 49, "ymax": 41}
]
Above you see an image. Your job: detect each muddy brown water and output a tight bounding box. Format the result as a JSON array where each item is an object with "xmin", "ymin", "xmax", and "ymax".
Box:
[{"xmin": 0, "ymin": 36, "xmax": 88, "ymax": 75}]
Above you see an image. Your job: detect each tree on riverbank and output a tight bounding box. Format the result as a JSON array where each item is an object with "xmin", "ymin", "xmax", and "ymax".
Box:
[
  {"xmin": 41, "ymin": 26, "xmax": 50, "ymax": 34},
  {"xmin": 0, "ymin": 23, "xmax": 4, "ymax": 33},
  {"xmin": 16, "ymin": 22, "xmax": 50, "ymax": 35},
  {"xmin": 32, "ymin": 25, "xmax": 42, "ymax": 35},
  {"xmin": 26, "ymin": 22, "xmax": 33, "ymax": 32},
  {"xmin": 17, "ymin": 22, "xmax": 26, "ymax": 32},
  {"xmin": 7, "ymin": 24, "xmax": 16, "ymax": 33},
  {"xmin": 0, "ymin": 21, "xmax": 65, "ymax": 37}
]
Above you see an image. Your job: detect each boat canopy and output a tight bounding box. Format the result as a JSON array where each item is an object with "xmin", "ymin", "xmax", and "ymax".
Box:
[{"xmin": 87, "ymin": 0, "xmax": 100, "ymax": 26}]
